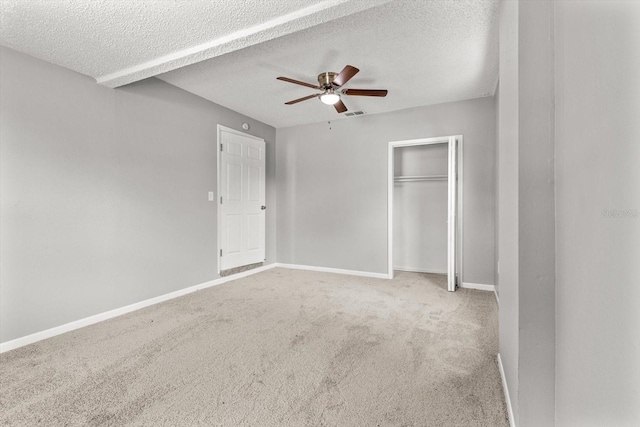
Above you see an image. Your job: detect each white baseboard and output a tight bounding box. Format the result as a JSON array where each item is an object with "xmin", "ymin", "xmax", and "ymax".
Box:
[
  {"xmin": 275, "ymin": 263, "xmax": 389, "ymax": 280},
  {"xmin": 497, "ymin": 353, "xmax": 516, "ymax": 427},
  {"xmin": 0, "ymin": 264, "xmax": 277, "ymax": 354},
  {"xmin": 1, "ymin": 264, "xmax": 492, "ymax": 353},
  {"xmin": 494, "ymin": 288, "xmax": 500, "ymax": 304},
  {"xmin": 460, "ymin": 282, "xmax": 495, "ymax": 292},
  {"xmin": 394, "ymin": 267, "xmax": 448, "ymax": 275}
]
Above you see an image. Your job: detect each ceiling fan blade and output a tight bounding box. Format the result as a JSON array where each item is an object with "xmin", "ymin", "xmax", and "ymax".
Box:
[
  {"xmin": 334, "ymin": 99, "xmax": 348, "ymax": 113},
  {"xmin": 285, "ymin": 94, "xmax": 319, "ymax": 105},
  {"xmin": 333, "ymin": 65, "xmax": 359, "ymax": 87},
  {"xmin": 277, "ymin": 76, "xmax": 320, "ymax": 90},
  {"xmin": 342, "ymin": 89, "xmax": 388, "ymax": 97}
]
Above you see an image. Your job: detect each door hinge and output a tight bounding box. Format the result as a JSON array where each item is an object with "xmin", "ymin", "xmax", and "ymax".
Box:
[
  {"xmin": 220, "ymin": 143, "xmax": 223, "ymax": 152},
  {"xmin": 220, "ymin": 249, "xmax": 223, "ymax": 257},
  {"xmin": 220, "ymin": 196, "xmax": 223, "ymax": 204}
]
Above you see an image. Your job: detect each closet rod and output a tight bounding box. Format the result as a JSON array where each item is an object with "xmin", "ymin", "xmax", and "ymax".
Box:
[{"xmin": 394, "ymin": 175, "xmax": 448, "ymax": 182}]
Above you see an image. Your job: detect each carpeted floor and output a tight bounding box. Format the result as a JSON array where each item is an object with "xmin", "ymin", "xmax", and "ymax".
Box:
[{"xmin": 0, "ymin": 268, "xmax": 509, "ymax": 426}]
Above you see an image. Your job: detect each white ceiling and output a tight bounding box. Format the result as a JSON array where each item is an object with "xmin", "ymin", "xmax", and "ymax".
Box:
[{"xmin": 0, "ymin": 0, "xmax": 499, "ymax": 128}]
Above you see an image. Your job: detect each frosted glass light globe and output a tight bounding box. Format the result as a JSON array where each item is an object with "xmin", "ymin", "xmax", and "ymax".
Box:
[{"xmin": 320, "ymin": 92, "xmax": 340, "ymax": 105}]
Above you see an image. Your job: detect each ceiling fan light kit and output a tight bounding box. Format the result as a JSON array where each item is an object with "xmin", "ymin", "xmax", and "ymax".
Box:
[
  {"xmin": 320, "ymin": 89, "xmax": 340, "ymax": 105},
  {"xmin": 277, "ymin": 65, "xmax": 388, "ymax": 114}
]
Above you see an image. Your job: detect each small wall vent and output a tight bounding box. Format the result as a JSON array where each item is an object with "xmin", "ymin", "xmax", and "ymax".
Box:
[{"xmin": 344, "ymin": 111, "xmax": 366, "ymax": 117}]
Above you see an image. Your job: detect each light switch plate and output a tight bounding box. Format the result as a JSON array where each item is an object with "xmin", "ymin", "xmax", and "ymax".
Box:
[{"xmin": 208, "ymin": 191, "xmax": 214, "ymax": 201}]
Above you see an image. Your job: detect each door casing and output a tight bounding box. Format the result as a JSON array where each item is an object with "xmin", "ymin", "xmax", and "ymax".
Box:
[{"xmin": 387, "ymin": 135, "xmax": 464, "ymax": 291}]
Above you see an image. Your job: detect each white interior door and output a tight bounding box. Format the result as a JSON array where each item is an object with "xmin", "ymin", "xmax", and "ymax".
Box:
[{"xmin": 218, "ymin": 126, "xmax": 265, "ymax": 271}]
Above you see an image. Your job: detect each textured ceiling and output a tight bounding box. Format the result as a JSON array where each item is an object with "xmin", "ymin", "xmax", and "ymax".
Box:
[
  {"xmin": 159, "ymin": 0, "xmax": 499, "ymax": 127},
  {"xmin": 0, "ymin": 0, "xmax": 499, "ymax": 128},
  {"xmin": 0, "ymin": 0, "xmax": 391, "ymax": 87}
]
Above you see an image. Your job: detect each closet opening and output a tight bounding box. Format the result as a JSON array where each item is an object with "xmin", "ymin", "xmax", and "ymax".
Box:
[{"xmin": 387, "ymin": 136, "xmax": 463, "ymax": 291}]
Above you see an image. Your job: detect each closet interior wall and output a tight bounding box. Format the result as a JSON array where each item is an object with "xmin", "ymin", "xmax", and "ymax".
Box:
[{"xmin": 393, "ymin": 143, "xmax": 449, "ymax": 274}]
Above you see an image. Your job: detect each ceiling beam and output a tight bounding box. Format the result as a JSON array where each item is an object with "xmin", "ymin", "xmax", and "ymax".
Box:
[{"xmin": 95, "ymin": 0, "xmax": 392, "ymax": 88}]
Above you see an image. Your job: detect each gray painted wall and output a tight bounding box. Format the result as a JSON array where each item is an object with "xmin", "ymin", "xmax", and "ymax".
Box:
[
  {"xmin": 393, "ymin": 144, "xmax": 448, "ymax": 273},
  {"xmin": 517, "ymin": 1, "xmax": 556, "ymax": 424},
  {"xmin": 498, "ymin": 2, "xmax": 640, "ymax": 426},
  {"xmin": 276, "ymin": 97, "xmax": 496, "ymax": 284},
  {"xmin": 555, "ymin": 2, "xmax": 640, "ymax": 425},
  {"xmin": 497, "ymin": 0, "xmax": 520, "ymax": 422},
  {"xmin": 0, "ymin": 46, "xmax": 277, "ymax": 343},
  {"xmin": 498, "ymin": 1, "xmax": 557, "ymax": 425}
]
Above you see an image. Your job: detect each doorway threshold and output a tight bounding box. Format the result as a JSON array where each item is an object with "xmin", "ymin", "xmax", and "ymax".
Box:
[{"xmin": 220, "ymin": 262, "xmax": 264, "ymax": 277}]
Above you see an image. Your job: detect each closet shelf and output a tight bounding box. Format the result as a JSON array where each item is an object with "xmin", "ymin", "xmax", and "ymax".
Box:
[{"xmin": 394, "ymin": 175, "xmax": 448, "ymax": 182}]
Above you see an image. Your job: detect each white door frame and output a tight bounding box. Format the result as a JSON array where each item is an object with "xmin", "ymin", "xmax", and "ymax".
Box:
[
  {"xmin": 216, "ymin": 124, "xmax": 266, "ymax": 274},
  {"xmin": 387, "ymin": 135, "xmax": 464, "ymax": 291}
]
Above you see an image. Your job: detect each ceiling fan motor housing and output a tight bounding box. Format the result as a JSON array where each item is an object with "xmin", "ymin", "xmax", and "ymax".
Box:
[{"xmin": 318, "ymin": 72, "xmax": 338, "ymax": 88}]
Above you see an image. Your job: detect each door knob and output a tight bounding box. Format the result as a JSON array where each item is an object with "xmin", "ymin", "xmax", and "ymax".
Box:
[{"xmin": 261, "ymin": 205, "xmax": 266, "ymax": 210}]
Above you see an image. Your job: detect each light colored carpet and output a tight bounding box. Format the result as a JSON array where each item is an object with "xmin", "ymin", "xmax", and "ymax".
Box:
[{"xmin": 0, "ymin": 268, "xmax": 508, "ymax": 426}]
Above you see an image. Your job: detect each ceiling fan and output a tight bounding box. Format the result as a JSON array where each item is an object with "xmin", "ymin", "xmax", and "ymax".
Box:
[{"xmin": 277, "ymin": 65, "xmax": 388, "ymax": 113}]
